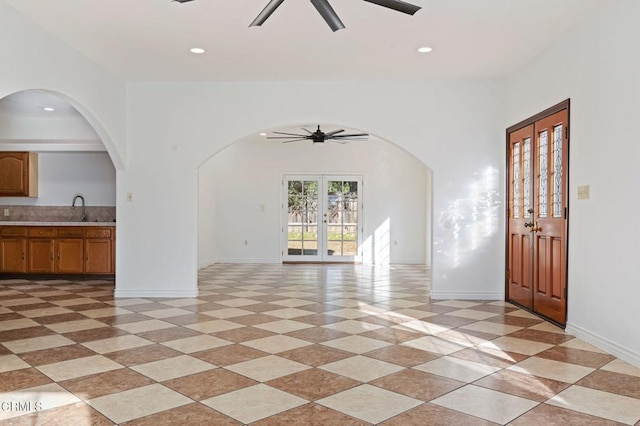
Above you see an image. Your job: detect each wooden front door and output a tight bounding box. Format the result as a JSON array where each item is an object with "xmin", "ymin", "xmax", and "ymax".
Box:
[{"xmin": 507, "ymin": 101, "xmax": 569, "ymax": 326}]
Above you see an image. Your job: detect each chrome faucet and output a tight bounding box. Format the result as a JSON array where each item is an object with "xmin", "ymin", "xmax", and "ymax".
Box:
[{"xmin": 72, "ymin": 195, "xmax": 87, "ymax": 222}]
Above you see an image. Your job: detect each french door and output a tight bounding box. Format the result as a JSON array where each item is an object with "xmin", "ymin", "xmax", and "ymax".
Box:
[
  {"xmin": 283, "ymin": 175, "xmax": 362, "ymax": 262},
  {"xmin": 507, "ymin": 101, "xmax": 569, "ymax": 326}
]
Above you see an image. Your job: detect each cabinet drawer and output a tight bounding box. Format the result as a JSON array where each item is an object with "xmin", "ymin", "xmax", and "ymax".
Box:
[
  {"xmin": 85, "ymin": 229, "xmax": 112, "ymax": 239},
  {"xmin": 28, "ymin": 227, "xmax": 54, "ymax": 238},
  {"xmin": 1, "ymin": 227, "xmax": 27, "ymax": 237},
  {"xmin": 57, "ymin": 227, "xmax": 84, "ymax": 238}
]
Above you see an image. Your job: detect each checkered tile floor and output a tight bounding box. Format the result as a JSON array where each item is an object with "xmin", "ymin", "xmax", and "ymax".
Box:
[{"xmin": 1, "ymin": 264, "xmax": 640, "ymax": 425}]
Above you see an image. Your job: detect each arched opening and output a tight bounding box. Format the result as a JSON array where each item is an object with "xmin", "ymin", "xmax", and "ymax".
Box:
[
  {"xmin": 197, "ymin": 122, "xmax": 433, "ymax": 281},
  {"xmin": 0, "ymin": 89, "xmax": 118, "ymax": 274}
]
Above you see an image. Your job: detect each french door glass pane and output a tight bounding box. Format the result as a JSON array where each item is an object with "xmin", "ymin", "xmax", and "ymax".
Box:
[
  {"xmin": 538, "ymin": 130, "xmax": 548, "ymax": 218},
  {"xmin": 326, "ymin": 180, "xmax": 358, "ymax": 257},
  {"xmin": 288, "ymin": 180, "xmax": 319, "ymax": 256},
  {"xmin": 552, "ymin": 125, "xmax": 563, "ymax": 218},
  {"xmin": 513, "ymin": 142, "xmax": 521, "ymax": 218},
  {"xmin": 523, "ymin": 138, "xmax": 532, "ymax": 218}
]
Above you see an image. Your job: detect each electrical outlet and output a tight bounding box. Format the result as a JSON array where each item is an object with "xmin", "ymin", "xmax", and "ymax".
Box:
[
  {"xmin": 126, "ymin": 192, "xmax": 134, "ymax": 202},
  {"xmin": 244, "ymin": 240, "xmax": 248, "ymax": 246},
  {"xmin": 3, "ymin": 208, "xmax": 9, "ymax": 217}
]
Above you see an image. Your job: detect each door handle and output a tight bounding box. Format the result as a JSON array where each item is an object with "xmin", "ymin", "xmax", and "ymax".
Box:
[{"xmin": 525, "ymin": 222, "xmax": 541, "ymax": 232}]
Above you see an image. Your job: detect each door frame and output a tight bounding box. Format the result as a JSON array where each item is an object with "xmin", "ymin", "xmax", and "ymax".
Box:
[
  {"xmin": 281, "ymin": 174, "xmax": 364, "ymax": 263},
  {"xmin": 505, "ymin": 99, "xmax": 570, "ymax": 326}
]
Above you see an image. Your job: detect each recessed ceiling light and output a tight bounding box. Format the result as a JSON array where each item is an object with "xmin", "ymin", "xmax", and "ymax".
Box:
[
  {"xmin": 260, "ymin": 132, "xmax": 268, "ymax": 136},
  {"xmin": 190, "ymin": 47, "xmax": 205, "ymax": 54},
  {"xmin": 417, "ymin": 47, "xmax": 433, "ymax": 53},
  {"xmin": 43, "ymin": 107, "xmax": 55, "ymax": 111}
]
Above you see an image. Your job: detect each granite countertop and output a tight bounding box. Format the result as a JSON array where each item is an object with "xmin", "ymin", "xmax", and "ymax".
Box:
[{"xmin": 0, "ymin": 221, "xmax": 116, "ymax": 227}]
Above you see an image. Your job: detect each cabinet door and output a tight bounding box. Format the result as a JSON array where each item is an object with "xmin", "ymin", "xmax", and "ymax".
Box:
[
  {"xmin": 28, "ymin": 239, "xmax": 55, "ymax": 273},
  {"xmin": 57, "ymin": 239, "xmax": 84, "ymax": 273},
  {"xmin": 85, "ymin": 239, "xmax": 112, "ymax": 273},
  {"xmin": 0, "ymin": 152, "xmax": 28, "ymax": 196},
  {"xmin": 0, "ymin": 238, "xmax": 27, "ymax": 272}
]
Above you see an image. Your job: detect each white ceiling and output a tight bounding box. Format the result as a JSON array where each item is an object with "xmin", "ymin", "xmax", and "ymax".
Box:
[
  {"xmin": 4, "ymin": 0, "xmax": 610, "ymax": 82},
  {"xmin": 0, "ymin": 90, "xmax": 82, "ymax": 118}
]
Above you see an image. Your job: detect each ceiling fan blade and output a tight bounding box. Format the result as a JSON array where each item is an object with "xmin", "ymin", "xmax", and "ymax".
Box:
[
  {"xmin": 272, "ymin": 131, "xmax": 308, "ymax": 137},
  {"xmin": 309, "ymin": 0, "xmax": 345, "ymax": 32},
  {"xmin": 282, "ymin": 139, "xmax": 309, "ymax": 143},
  {"xmin": 362, "ymin": 0, "xmax": 421, "ymax": 15},
  {"xmin": 267, "ymin": 136, "xmax": 309, "ymax": 140},
  {"xmin": 324, "ymin": 129, "xmax": 345, "ymax": 136},
  {"xmin": 302, "ymin": 128, "xmax": 313, "ymax": 134},
  {"xmin": 332, "ymin": 133, "xmax": 369, "ymax": 138},
  {"xmin": 172, "ymin": 0, "xmax": 195, "ymax": 3},
  {"xmin": 250, "ymin": 0, "xmax": 286, "ymax": 27}
]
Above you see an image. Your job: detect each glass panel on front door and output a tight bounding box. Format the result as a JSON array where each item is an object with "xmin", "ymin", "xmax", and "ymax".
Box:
[{"xmin": 284, "ymin": 175, "xmax": 362, "ymax": 262}]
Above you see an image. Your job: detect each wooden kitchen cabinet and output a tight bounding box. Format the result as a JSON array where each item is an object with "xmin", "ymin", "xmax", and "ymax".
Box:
[
  {"xmin": 0, "ymin": 225, "xmax": 114, "ymax": 275},
  {"xmin": 28, "ymin": 238, "xmax": 55, "ymax": 273},
  {"xmin": 0, "ymin": 227, "xmax": 27, "ymax": 272},
  {"xmin": 0, "ymin": 152, "xmax": 38, "ymax": 197}
]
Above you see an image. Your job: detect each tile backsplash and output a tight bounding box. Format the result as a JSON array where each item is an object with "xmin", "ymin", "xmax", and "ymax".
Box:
[{"xmin": 0, "ymin": 206, "xmax": 116, "ymax": 223}]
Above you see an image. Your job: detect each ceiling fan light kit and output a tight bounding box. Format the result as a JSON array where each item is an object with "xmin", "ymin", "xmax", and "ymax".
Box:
[{"xmin": 175, "ymin": 0, "xmax": 421, "ymax": 32}]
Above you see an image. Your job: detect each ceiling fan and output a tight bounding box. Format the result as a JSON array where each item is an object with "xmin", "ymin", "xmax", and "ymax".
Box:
[
  {"xmin": 267, "ymin": 125, "xmax": 369, "ymax": 144},
  {"xmin": 174, "ymin": 0, "xmax": 421, "ymax": 32}
]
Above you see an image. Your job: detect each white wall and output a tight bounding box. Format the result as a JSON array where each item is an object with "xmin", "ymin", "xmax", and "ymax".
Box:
[
  {"xmin": 0, "ymin": 1, "xmax": 126, "ymax": 169},
  {"xmin": 198, "ymin": 134, "xmax": 428, "ymax": 266},
  {"xmin": 0, "ymin": 152, "xmax": 115, "ymax": 206},
  {"xmin": 121, "ymin": 80, "xmax": 504, "ymax": 298},
  {"xmin": 0, "ymin": 116, "xmax": 100, "ymax": 140},
  {"xmin": 506, "ymin": 0, "xmax": 640, "ymax": 363}
]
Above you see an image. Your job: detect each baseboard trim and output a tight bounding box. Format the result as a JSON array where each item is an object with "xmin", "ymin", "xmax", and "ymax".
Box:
[
  {"xmin": 566, "ymin": 322, "xmax": 640, "ymax": 369},
  {"xmin": 430, "ymin": 291, "xmax": 503, "ymax": 300},
  {"xmin": 114, "ymin": 289, "xmax": 198, "ymax": 298}
]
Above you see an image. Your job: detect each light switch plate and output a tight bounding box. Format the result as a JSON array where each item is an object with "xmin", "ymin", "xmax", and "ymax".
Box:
[
  {"xmin": 577, "ymin": 185, "xmax": 590, "ymax": 200},
  {"xmin": 3, "ymin": 208, "xmax": 9, "ymax": 217}
]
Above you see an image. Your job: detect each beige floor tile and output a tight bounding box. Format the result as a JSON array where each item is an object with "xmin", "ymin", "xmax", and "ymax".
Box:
[
  {"xmin": 323, "ymin": 299, "xmax": 365, "ymax": 308},
  {"xmin": 131, "ymin": 354, "xmax": 215, "ymax": 381},
  {"xmin": 321, "ymin": 335, "xmax": 391, "ymax": 354},
  {"xmin": 414, "ymin": 356, "xmax": 502, "ymax": 383},
  {"xmin": 161, "ymin": 335, "xmax": 232, "ymax": 353},
  {"xmin": 262, "ymin": 308, "xmax": 315, "ymax": 319},
  {"xmin": 506, "ymin": 309, "xmax": 540, "ymax": 319},
  {"xmin": 44, "ymin": 319, "xmax": 109, "ymax": 334},
  {"xmin": 0, "ymin": 318, "xmax": 40, "ymax": 331},
  {"xmin": 507, "ymin": 356, "xmax": 595, "ymax": 383},
  {"xmin": 241, "ymin": 335, "xmax": 312, "ymax": 353},
  {"xmin": 433, "ymin": 301, "xmax": 482, "ymax": 309},
  {"xmin": 383, "ymin": 299, "xmax": 427, "ymax": 308},
  {"xmin": 51, "ymin": 298, "xmax": 100, "ymax": 307},
  {"xmin": 158, "ymin": 298, "xmax": 208, "ymax": 307},
  {"xmin": 460, "ymin": 321, "xmax": 523, "ymax": 336},
  {"xmin": 547, "ymin": 385, "xmax": 640, "ymax": 425},
  {"xmin": 81, "ymin": 335, "xmax": 153, "ymax": 354},
  {"xmin": 431, "ymin": 385, "xmax": 538, "ymax": 424},
  {"xmin": 480, "ymin": 336, "xmax": 554, "ymax": 356},
  {"xmin": 319, "ymin": 355, "xmax": 404, "ymax": 382},
  {"xmin": 0, "ymin": 383, "xmax": 81, "ymax": 421},
  {"xmin": 185, "ymin": 319, "xmax": 245, "ymax": 333},
  {"xmin": 601, "ymin": 359, "xmax": 640, "ymax": 378},
  {"xmin": 0, "ymin": 354, "xmax": 30, "ymax": 373},
  {"xmin": 225, "ymin": 355, "xmax": 310, "ymax": 382},
  {"xmin": 201, "ymin": 384, "xmax": 307, "ymax": 424},
  {"xmin": 201, "ymin": 308, "xmax": 254, "ymax": 319},
  {"xmin": 391, "ymin": 308, "xmax": 439, "ymax": 319},
  {"xmin": 445, "ymin": 309, "xmax": 499, "ymax": 321},
  {"xmin": 558, "ymin": 338, "xmax": 608, "ymax": 353},
  {"xmin": 321, "ymin": 320, "xmax": 383, "ymax": 334},
  {"xmin": 114, "ymin": 319, "xmax": 175, "ymax": 334},
  {"xmin": 254, "ymin": 320, "xmax": 315, "ymax": 334},
  {"xmin": 3, "ymin": 335, "xmax": 75, "ymax": 354},
  {"xmin": 36, "ymin": 355, "xmax": 122, "ymax": 381},
  {"xmin": 270, "ymin": 299, "xmax": 315, "ymax": 308},
  {"xmin": 392, "ymin": 319, "xmax": 451, "ymax": 335},
  {"xmin": 140, "ymin": 308, "xmax": 193, "ymax": 319},
  {"xmin": 107, "ymin": 298, "xmax": 154, "ymax": 307},
  {"xmin": 528, "ymin": 322, "xmax": 567, "ymax": 334},
  {"xmin": 216, "ymin": 298, "xmax": 262, "ymax": 308},
  {"xmin": 80, "ymin": 307, "xmax": 133, "ymax": 318},
  {"xmin": 401, "ymin": 335, "xmax": 470, "ymax": 355},
  {"xmin": 317, "ymin": 384, "xmax": 422, "ymax": 424},
  {"xmin": 0, "ymin": 297, "xmax": 45, "ymax": 307},
  {"xmin": 326, "ymin": 308, "xmax": 371, "ymax": 320},
  {"xmin": 88, "ymin": 383, "xmax": 192, "ymax": 424}
]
